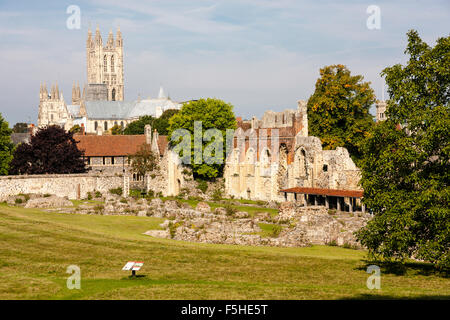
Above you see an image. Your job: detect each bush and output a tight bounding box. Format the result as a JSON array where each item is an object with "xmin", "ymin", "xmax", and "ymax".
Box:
[
  {"xmin": 211, "ymin": 188, "xmax": 222, "ymax": 202},
  {"xmin": 86, "ymin": 192, "xmax": 92, "ymax": 200},
  {"xmin": 109, "ymin": 187, "xmax": 123, "ymax": 196},
  {"xmin": 15, "ymin": 198, "xmax": 23, "ymax": 204},
  {"xmin": 196, "ymin": 180, "xmax": 208, "ymax": 193},
  {"xmin": 95, "ymin": 191, "xmax": 102, "ymax": 198},
  {"xmin": 224, "ymin": 203, "xmax": 237, "ymax": 216}
]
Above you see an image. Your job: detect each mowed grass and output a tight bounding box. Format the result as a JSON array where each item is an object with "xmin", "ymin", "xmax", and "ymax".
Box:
[{"xmin": 0, "ymin": 204, "xmax": 448, "ymax": 300}]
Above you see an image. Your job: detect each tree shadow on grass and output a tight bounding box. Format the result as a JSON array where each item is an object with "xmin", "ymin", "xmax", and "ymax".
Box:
[{"xmin": 356, "ymin": 260, "xmax": 449, "ymax": 278}]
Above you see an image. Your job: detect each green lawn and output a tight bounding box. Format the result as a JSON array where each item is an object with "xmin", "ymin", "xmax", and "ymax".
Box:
[{"xmin": 0, "ymin": 204, "xmax": 448, "ymax": 300}]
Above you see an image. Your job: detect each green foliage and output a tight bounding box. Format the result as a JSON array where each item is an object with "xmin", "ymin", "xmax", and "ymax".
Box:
[
  {"xmin": 224, "ymin": 203, "xmax": 237, "ymax": 216},
  {"xmin": 211, "ymin": 188, "xmax": 223, "ymax": 201},
  {"xmin": 15, "ymin": 198, "xmax": 23, "ymax": 204},
  {"xmin": 356, "ymin": 30, "xmax": 450, "ymax": 270},
  {"xmin": 110, "ymin": 124, "xmax": 124, "ymax": 135},
  {"xmin": 87, "ymin": 192, "xmax": 93, "ymax": 200},
  {"xmin": 95, "ymin": 191, "xmax": 102, "ymax": 198},
  {"xmin": 69, "ymin": 125, "xmax": 81, "ymax": 134},
  {"xmin": 153, "ymin": 109, "xmax": 179, "ymax": 135},
  {"xmin": 124, "ymin": 115, "xmax": 154, "ymax": 135},
  {"xmin": 168, "ymin": 98, "xmax": 237, "ymax": 179},
  {"xmin": 109, "ymin": 187, "xmax": 123, "ymax": 196},
  {"xmin": 123, "ymin": 110, "xmax": 178, "ymax": 136},
  {"xmin": 0, "ymin": 113, "xmax": 14, "ymax": 175},
  {"xmin": 12, "ymin": 122, "xmax": 28, "ymax": 133},
  {"xmin": 196, "ymin": 180, "xmax": 208, "ymax": 193},
  {"xmin": 307, "ymin": 64, "xmax": 376, "ymax": 164},
  {"xmin": 258, "ymin": 223, "xmax": 283, "ymax": 238},
  {"xmin": 128, "ymin": 144, "xmax": 158, "ymax": 193}
]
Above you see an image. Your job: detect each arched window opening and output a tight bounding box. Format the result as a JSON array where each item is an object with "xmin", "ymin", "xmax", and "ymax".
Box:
[
  {"xmin": 103, "ymin": 55, "xmax": 107, "ymax": 72},
  {"xmin": 94, "ymin": 121, "xmax": 98, "ymax": 131},
  {"xmin": 112, "ymin": 88, "xmax": 116, "ymax": 101},
  {"xmin": 111, "ymin": 55, "xmax": 114, "ymax": 72},
  {"xmin": 104, "ymin": 121, "xmax": 108, "ymax": 131}
]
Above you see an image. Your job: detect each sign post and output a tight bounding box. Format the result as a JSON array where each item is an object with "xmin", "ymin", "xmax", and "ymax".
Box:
[{"xmin": 122, "ymin": 261, "xmax": 144, "ymax": 277}]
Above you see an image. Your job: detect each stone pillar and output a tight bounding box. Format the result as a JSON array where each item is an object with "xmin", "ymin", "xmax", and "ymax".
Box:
[
  {"xmin": 349, "ymin": 197, "xmax": 353, "ymax": 213},
  {"xmin": 337, "ymin": 197, "xmax": 341, "ymax": 211},
  {"xmin": 303, "ymin": 194, "xmax": 307, "ymax": 207},
  {"xmin": 314, "ymin": 195, "xmax": 318, "ymax": 206},
  {"xmin": 362, "ymin": 202, "xmax": 366, "ymax": 213},
  {"xmin": 123, "ymin": 175, "xmax": 130, "ymax": 198},
  {"xmin": 325, "ymin": 196, "xmax": 329, "ymax": 209}
]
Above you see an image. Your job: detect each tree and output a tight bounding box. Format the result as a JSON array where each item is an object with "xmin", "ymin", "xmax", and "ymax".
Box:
[
  {"xmin": 12, "ymin": 122, "xmax": 28, "ymax": 133},
  {"xmin": 356, "ymin": 30, "xmax": 450, "ymax": 270},
  {"xmin": 307, "ymin": 64, "xmax": 376, "ymax": 164},
  {"xmin": 69, "ymin": 124, "xmax": 81, "ymax": 134},
  {"xmin": 123, "ymin": 115, "xmax": 154, "ymax": 135},
  {"xmin": 110, "ymin": 124, "xmax": 124, "ymax": 135},
  {"xmin": 0, "ymin": 113, "xmax": 14, "ymax": 175},
  {"xmin": 168, "ymin": 98, "xmax": 236, "ymax": 179},
  {"xmin": 152, "ymin": 109, "xmax": 179, "ymax": 135},
  {"xmin": 9, "ymin": 125, "xmax": 88, "ymax": 175},
  {"xmin": 128, "ymin": 143, "xmax": 158, "ymax": 192}
]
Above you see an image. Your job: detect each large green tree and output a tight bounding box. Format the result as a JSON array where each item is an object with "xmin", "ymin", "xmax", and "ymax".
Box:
[
  {"xmin": 12, "ymin": 122, "xmax": 28, "ymax": 133},
  {"xmin": 9, "ymin": 125, "xmax": 87, "ymax": 175},
  {"xmin": 168, "ymin": 98, "xmax": 236, "ymax": 179},
  {"xmin": 123, "ymin": 109, "xmax": 179, "ymax": 135},
  {"xmin": 0, "ymin": 113, "xmax": 14, "ymax": 175},
  {"xmin": 307, "ymin": 64, "xmax": 376, "ymax": 164},
  {"xmin": 356, "ymin": 30, "xmax": 450, "ymax": 269}
]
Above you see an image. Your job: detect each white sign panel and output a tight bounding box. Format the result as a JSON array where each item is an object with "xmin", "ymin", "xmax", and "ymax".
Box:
[
  {"xmin": 122, "ymin": 261, "xmax": 136, "ymax": 271},
  {"xmin": 132, "ymin": 262, "xmax": 144, "ymax": 271}
]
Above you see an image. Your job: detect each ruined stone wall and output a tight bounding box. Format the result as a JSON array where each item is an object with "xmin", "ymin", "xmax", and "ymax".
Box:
[{"xmin": 0, "ymin": 174, "xmax": 122, "ymax": 200}]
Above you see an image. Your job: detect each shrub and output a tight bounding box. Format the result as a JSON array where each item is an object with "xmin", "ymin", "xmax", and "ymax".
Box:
[
  {"xmin": 196, "ymin": 180, "xmax": 208, "ymax": 193},
  {"xmin": 224, "ymin": 203, "xmax": 237, "ymax": 216},
  {"xmin": 95, "ymin": 191, "xmax": 102, "ymax": 198},
  {"xmin": 109, "ymin": 187, "xmax": 122, "ymax": 196},
  {"xmin": 327, "ymin": 240, "xmax": 338, "ymax": 246},
  {"xmin": 93, "ymin": 204, "xmax": 104, "ymax": 214},
  {"xmin": 15, "ymin": 198, "xmax": 23, "ymax": 204},
  {"xmin": 328, "ymin": 209, "xmax": 336, "ymax": 215},
  {"xmin": 120, "ymin": 198, "xmax": 127, "ymax": 204},
  {"xmin": 86, "ymin": 192, "xmax": 92, "ymax": 200},
  {"xmin": 43, "ymin": 193, "xmax": 51, "ymax": 198},
  {"xmin": 211, "ymin": 188, "xmax": 222, "ymax": 202}
]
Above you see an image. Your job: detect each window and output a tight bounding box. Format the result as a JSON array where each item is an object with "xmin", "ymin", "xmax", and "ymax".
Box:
[
  {"xmin": 111, "ymin": 157, "xmax": 115, "ymax": 165},
  {"xmin": 111, "ymin": 56, "xmax": 114, "ymax": 72},
  {"xmin": 94, "ymin": 121, "xmax": 98, "ymax": 131},
  {"xmin": 323, "ymin": 164, "xmax": 328, "ymax": 172},
  {"xmin": 103, "ymin": 55, "xmax": 107, "ymax": 72},
  {"xmin": 112, "ymin": 88, "xmax": 116, "ymax": 101},
  {"xmin": 104, "ymin": 121, "xmax": 108, "ymax": 131},
  {"xmin": 102, "ymin": 157, "xmax": 106, "ymax": 165}
]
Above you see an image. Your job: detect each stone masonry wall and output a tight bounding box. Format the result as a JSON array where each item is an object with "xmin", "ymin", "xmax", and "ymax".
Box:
[{"xmin": 0, "ymin": 174, "xmax": 122, "ymax": 200}]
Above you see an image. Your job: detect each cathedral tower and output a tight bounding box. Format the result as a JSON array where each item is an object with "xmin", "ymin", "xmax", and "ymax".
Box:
[{"xmin": 86, "ymin": 26, "xmax": 124, "ymax": 101}]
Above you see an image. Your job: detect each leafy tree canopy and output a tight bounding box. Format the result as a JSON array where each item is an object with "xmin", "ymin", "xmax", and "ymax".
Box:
[
  {"xmin": 168, "ymin": 98, "xmax": 236, "ymax": 180},
  {"xmin": 0, "ymin": 113, "xmax": 14, "ymax": 175},
  {"xmin": 12, "ymin": 122, "xmax": 28, "ymax": 133},
  {"xmin": 123, "ymin": 109, "xmax": 179, "ymax": 135},
  {"xmin": 9, "ymin": 125, "xmax": 87, "ymax": 175},
  {"xmin": 69, "ymin": 124, "xmax": 81, "ymax": 134},
  {"xmin": 307, "ymin": 64, "xmax": 376, "ymax": 164},
  {"xmin": 356, "ymin": 30, "xmax": 450, "ymax": 270}
]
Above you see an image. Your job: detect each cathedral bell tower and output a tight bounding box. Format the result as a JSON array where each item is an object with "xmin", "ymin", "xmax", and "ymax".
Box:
[{"xmin": 86, "ymin": 26, "xmax": 124, "ymax": 101}]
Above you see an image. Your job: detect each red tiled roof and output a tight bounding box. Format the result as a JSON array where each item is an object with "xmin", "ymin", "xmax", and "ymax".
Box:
[
  {"xmin": 280, "ymin": 187, "xmax": 364, "ymax": 198},
  {"xmin": 157, "ymin": 136, "xmax": 168, "ymax": 155},
  {"xmin": 75, "ymin": 135, "xmax": 147, "ymax": 157}
]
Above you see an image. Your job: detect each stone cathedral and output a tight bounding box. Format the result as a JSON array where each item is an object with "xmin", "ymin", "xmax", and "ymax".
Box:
[{"xmin": 38, "ymin": 27, "xmax": 182, "ymax": 134}]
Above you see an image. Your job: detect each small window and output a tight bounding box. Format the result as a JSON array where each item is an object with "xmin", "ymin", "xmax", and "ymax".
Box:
[
  {"xmin": 323, "ymin": 164, "xmax": 328, "ymax": 172},
  {"xmin": 94, "ymin": 121, "xmax": 98, "ymax": 131},
  {"xmin": 104, "ymin": 121, "xmax": 108, "ymax": 131},
  {"xmin": 104, "ymin": 55, "xmax": 107, "ymax": 72},
  {"xmin": 111, "ymin": 157, "xmax": 115, "ymax": 165},
  {"xmin": 103, "ymin": 157, "xmax": 106, "ymax": 165}
]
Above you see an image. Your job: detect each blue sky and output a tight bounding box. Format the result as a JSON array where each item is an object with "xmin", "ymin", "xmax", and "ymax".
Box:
[{"xmin": 0, "ymin": 0, "xmax": 449, "ymax": 125}]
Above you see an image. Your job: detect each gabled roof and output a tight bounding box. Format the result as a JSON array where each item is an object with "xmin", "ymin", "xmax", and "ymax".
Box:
[{"xmin": 75, "ymin": 134, "xmax": 169, "ymax": 157}]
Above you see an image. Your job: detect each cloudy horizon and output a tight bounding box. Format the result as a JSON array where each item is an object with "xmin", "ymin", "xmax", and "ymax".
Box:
[{"xmin": 0, "ymin": 0, "xmax": 449, "ymax": 125}]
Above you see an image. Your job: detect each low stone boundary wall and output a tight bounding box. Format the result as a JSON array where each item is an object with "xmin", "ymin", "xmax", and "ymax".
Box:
[{"xmin": 0, "ymin": 174, "xmax": 122, "ymax": 200}]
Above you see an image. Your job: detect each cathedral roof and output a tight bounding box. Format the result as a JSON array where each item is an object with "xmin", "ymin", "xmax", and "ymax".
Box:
[{"xmin": 83, "ymin": 99, "xmax": 181, "ymax": 120}]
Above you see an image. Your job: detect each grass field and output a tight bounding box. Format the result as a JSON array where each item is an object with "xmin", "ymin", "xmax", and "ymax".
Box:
[{"xmin": 0, "ymin": 203, "xmax": 448, "ymax": 300}]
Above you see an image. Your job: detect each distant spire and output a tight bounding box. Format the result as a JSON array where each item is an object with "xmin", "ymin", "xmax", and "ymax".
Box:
[
  {"xmin": 158, "ymin": 86, "xmax": 165, "ymax": 99},
  {"xmin": 107, "ymin": 29, "xmax": 114, "ymax": 47},
  {"xmin": 95, "ymin": 24, "xmax": 102, "ymax": 46}
]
